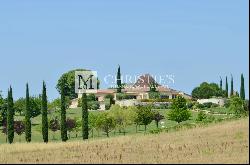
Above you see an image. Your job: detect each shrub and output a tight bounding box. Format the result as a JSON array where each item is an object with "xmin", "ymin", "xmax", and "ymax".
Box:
[
  {"xmin": 211, "ymin": 103, "xmax": 219, "ymax": 108},
  {"xmin": 116, "ymin": 93, "xmax": 135, "ymax": 100},
  {"xmin": 224, "ymin": 99, "xmax": 231, "ymax": 108},
  {"xmin": 195, "ymin": 103, "xmax": 205, "ymax": 109},
  {"xmin": 149, "ymin": 128, "xmax": 163, "ymax": 134},
  {"xmin": 49, "ymin": 117, "xmax": 60, "ymax": 140},
  {"xmin": 78, "ymin": 99, "xmax": 100, "ymax": 110},
  {"xmin": 187, "ymin": 101, "xmax": 195, "ymax": 109},
  {"xmin": 141, "ymin": 98, "xmax": 171, "ymax": 103},
  {"xmin": 149, "ymin": 92, "xmax": 160, "ymax": 99},
  {"xmin": 66, "ymin": 118, "xmax": 76, "ymax": 139},
  {"xmin": 229, "ymin": 96, "xmax": 247, "ymax": 117},
  {"xmin": 89, "ymin": 101, "xmax": 100, "ymax": 110},
  {"xmin": 196, "ymin": 111, "xmax": 207, "ymax": 122},
  {"xmin": 203, "ymin": 115, "xmax": 215, "ymax": 123},
  {"xmin": 203, "ymin": 102, "xmax": 213, "ymax": 109}
]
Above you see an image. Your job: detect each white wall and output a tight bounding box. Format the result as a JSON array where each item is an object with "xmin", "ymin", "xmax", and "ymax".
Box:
[{"xmin": 197, "ymin": 98, "xmax": 226, "ymax": 107}]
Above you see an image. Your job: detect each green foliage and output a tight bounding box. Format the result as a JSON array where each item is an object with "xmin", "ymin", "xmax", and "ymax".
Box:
[
  {"xmin": 65, "ymin": 118, "xmax": 76, "ymax": 139},
  {"xmin": 150, "ymin": 103, "xmax": 169, "ymax": 109},
  {"xmin": 224, "ymin": 99, "xmax": 231, "ymax": 108},
  {"xmin": 167, "ymin": 96, "xmax": 191, "ymax": 123},
  {"xmin": 49, "ymin": 117, "xmax": 60, "ymax": 132},
  {"xmin": 56, "ymin": 69, "xmax": 97, "ymax": 99},
  {"xmin": 82, "ymin": 93, "xmax": 89, "ymax": 140},
  {"xmin": 140, "ymin": 98, "xmax": 172, "ymax": 103},
  {"xmin": 203, "ymin": 102, "xmax": 213, "ymax": 109},
  {"xmin": 48, "ymin": 97, "xmax": 71, "ymax": 113},
  {"xmin": 203, "ymin": 115, "xmax": 216, "ymax": 123},
  {"xmin": 195, "ymin": 103, "xmax": 205, "ymax": 109},
  {"xmin": 14, "ymin": 120, "xmax": 25, "ymax": 136},
  {"xmin": 149, "ymin": 81, "xmax": 158, "ymax": 92},
  {"xmin": 25, "ymin": 84, "xmax": 32, "ymax": 142},
  {"xmin": 148, "ymin": 92, "xmax": 160, "ymax": 99},
  {"xmin": 240, "ymin": 74, "xmax": 245, "ymax": 100},
  {"xmin": 109, "ymin": 105, "xmax": 137, "ymax": 135},
  {"xmin": 219, "ymin": 77, "xmax": 222, "ymax": 90},
  {"xmin": 73, "ymin": 117, "xmax": 81, "ymax": 138},
  {"xmin": 88, "ymin": 113, "xmax": 98, "ymax": 138},
  {"xmin": 153, "ymin": 110, "xmax": 165, "ymax": 128},
  {"xmin": 192, "ymin": 82, "xmax": 226, "ymax": 99},
  {"xmin": 196, "ymin": 111, "xmax": 207, "ymax": 122},
  {"xmin": 116, "ymin": 93, "xmax": 136, "ymax": 100},
  {"xmin": 149, "ymin": 128, "xmax": 163, "ymax": 134},
  {"xmin": 14, "ymin": 96, "xmax": 42, "ymax": 118},
  {"xmin": 49, "ymin": 117, "xmax": 60, "ymax": 140},
  {"xmin": 117, "ymin": 65, "xmax": 122, "ymax": 93},
  {"xmin": 103, "ymin": 94, "xmax": 115, "ymax": 110},
  {"xmin": 7, "ymin": 86, "xmax": 14, "ymax": 144},
  {"xmin": 186, "ymin": 101, "xmax": 195, "ymax": 109},
  {"xmin": 225, "ymin": 77, "xmax": 229, "ymax": 98},
  {"xmin": 135, "ymin": 105, "xmax": 154, "ymax": 132},
  {"xmin": 230, "ymin": 75, "xmax": 234, "ymax": 97},
  {"xmin": 42, "ymin": 81, "xmax": 48, "ymax": 143},
  {"xmin": 0, "ymin": 98, "xmax": 7, "ymax": 126},
  {"xmin": 60, "ymin": 78, "xmax": 68, "ymax": 142},
  {"xmin": 229, "ymin": 96, "xmax": 247, "ymax": 117},
  {"xmin": 95, "ymin": 112, "xmax": 116, "ymax": 137},
  {"xmin": 77, "ymin": 94, "xmax": 100, "ymax": 110}
]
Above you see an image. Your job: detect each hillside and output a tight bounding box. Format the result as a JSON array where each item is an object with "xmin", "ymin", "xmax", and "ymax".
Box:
[{"xmin": 0, "ymin": 118, "xmax": 249, "ymax": 164}]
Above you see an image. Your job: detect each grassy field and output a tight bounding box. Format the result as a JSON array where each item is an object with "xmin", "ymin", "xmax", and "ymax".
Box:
[
  {"xmin": 0, "ymin": 117, "xmax": 248, "ymax": 164},
  {"xmin": 0, "ymin": 108, "xmax": 230, "ymax": 144}
]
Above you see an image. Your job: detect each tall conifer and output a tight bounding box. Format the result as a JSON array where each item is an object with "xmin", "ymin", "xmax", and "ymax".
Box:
[
  {"xmin": 117, "ymin": 65, "xmax": 122, "ymax": 93},
  {"xmin": 42, "ymin": 81, "xmax": 48, "ymax": 143},
  {"xmin": 82, "ymin": 93, "xmax": 89, "ymax": 140},
  {"xmin": 25, "ymin": 83, "xmax": 31, "ymax": 142},
  {"xmin": 60, "ymin": 78, "xmax": 68, "ymax": 142},
  {"xmin": 240, "ymin": 74, "xmax": 245, "ymax": 100},
  {"xmin": 7, "ymin": 86, "xmax": 14, "ymax": 144}
]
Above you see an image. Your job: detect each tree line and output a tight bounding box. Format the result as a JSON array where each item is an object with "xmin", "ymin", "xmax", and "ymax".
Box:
[
  {"xmin": 0, "ymin": 78, "xmax": 193, "ymax": 144},
  {"xmin": 192, "ymin": 73, "xmax": 245, "ymax": 100}
]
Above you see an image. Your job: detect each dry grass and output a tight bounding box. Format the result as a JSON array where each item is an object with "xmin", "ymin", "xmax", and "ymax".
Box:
[{"xmin": 0, "ymin": 118, "xmax": 249, "ymax": 164}]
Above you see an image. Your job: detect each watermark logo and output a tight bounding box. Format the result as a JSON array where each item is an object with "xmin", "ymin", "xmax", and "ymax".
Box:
[
  {"xmin": 103, "ymin": 74, "xmax": 175, "ymax": 89},
  {"xmin": 75, "ymin": 71, "xmax": 98, "ymax": 94}
]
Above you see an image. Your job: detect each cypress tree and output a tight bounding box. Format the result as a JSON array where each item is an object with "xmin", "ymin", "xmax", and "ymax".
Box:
[
  {"xmin": 117, "ymin": 65, "xmax": 122, "ymax": 93},
  {"xmin": 7, "ymin": 86, "xmax": 14, "ymax": 144},
  {"xmin": 82, "ymin": 93, "xmax": 89, "ymax": 140},
  {"xmin": 219, "ymin": 76, "xmax": 222, "ymax": 90},
  {"xmin": 230, "ymin": 74, "xmax": 234, "ymax": 97},
  {"xmin": 60, "ymin": 78, "xmax": 68, "ymax": 142},
  {"xmin": 240, "ymin": 74, "xmax": 245, "ymax": 100},
  {"xmin": 97, "ymin": 78, "xmax": 100, "ymax": 90},
  {"xmin": 42, "ymin": 81, "xmax": 48, "ymax": 143},
  {"xmin": 225, "ymin": 76, "xmax": 229, "ymax": 98},
  {"xmin": 25, "ymin": 83, "xmax": 31, "ymax": 142}
]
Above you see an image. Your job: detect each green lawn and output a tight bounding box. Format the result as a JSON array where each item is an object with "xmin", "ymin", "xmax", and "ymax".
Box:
[{"xmin": 0, "ymin": 108, "xmax": 229, "ymax": 144}]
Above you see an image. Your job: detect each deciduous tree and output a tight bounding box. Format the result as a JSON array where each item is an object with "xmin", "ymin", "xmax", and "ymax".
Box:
[{"xmin": 167, "ymin": 96, "xmax": 191, "ymax": 123}]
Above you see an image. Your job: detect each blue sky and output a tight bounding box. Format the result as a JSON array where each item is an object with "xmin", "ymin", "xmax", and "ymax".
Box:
[{"xmin": 0, "ymin": 0, "xmax": 249, "ymax": 100}]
